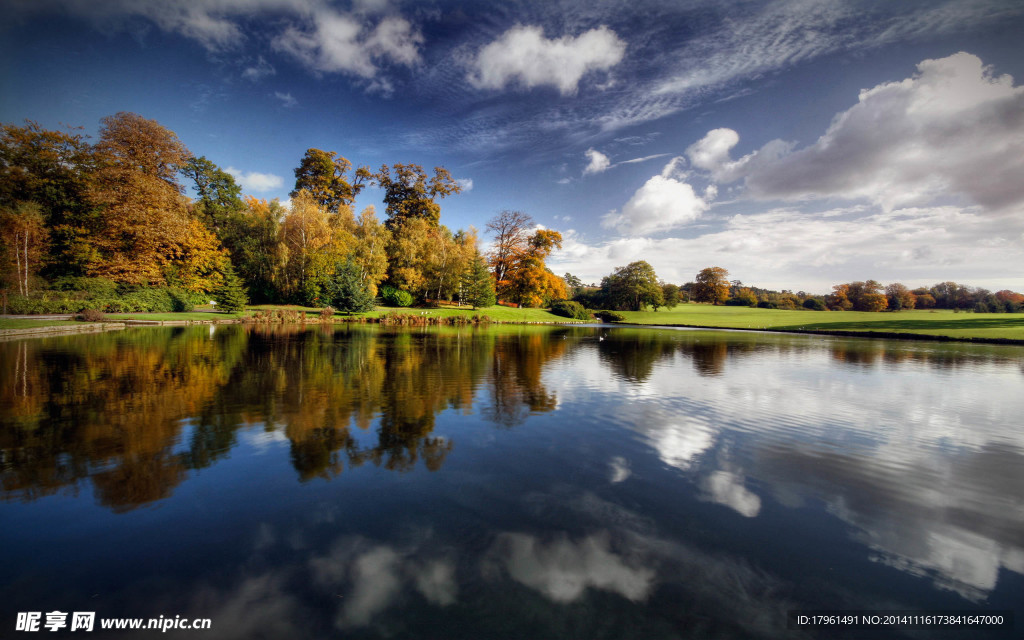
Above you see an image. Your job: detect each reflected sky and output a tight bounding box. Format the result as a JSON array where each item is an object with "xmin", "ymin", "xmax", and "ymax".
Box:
[{"xmin": 1, "ymin": 325, "xmax": 1022, "ymax": 638}]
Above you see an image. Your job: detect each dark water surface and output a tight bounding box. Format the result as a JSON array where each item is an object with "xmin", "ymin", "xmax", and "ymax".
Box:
[{"xmin": 2, "ymin": 324, "xmax": 1022, "ymax": 638}]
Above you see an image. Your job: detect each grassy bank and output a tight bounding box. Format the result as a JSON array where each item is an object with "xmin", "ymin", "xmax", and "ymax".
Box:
[
  {"xmin": 616, "ymin": 304, "xmax": 1024, "ymax": 342},
  {"xmin": 0, "ymin": 318, "xmax": 81, "ymax": 330}
]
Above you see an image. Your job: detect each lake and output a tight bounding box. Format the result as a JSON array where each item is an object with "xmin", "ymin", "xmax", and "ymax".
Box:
[{"xmin": 2, "ymin": 324, "xmax": 1022, "ymax": 638}]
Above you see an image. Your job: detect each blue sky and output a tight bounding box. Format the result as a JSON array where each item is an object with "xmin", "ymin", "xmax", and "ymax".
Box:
[{"xmin": 2, "ymin": 0, "xmax": 1023, "ymax": 292}]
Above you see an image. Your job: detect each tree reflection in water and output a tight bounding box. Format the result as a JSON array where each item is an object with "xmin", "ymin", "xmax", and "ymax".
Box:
[{"xmin": 0, "ymin": 325, "xmax": 570, "ymax": 508}]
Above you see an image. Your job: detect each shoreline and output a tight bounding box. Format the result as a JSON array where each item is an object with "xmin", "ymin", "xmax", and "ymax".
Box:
[
  {"xmin": 614, "ymin": 321, "xmax": 1024, "ymax": 346},
  {"xmin": 3, "ymin": 316, "xmax": 1022, "ymax": 346}
]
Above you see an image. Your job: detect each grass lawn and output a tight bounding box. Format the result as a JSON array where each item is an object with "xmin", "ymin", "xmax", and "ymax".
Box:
[
  {"xmin": 0, "ymin": 318, "xmax": 82, "ymax": 330},
  {"xmin": 616, "ymin": 304, "xmax": 1024, "ymax": 341}
]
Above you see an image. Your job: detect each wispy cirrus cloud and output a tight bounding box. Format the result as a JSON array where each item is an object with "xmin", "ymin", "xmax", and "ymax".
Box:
[
  {"xmin": 9, "ymin": 0, "xmax": 423, "ymax": 89},
  {"xmin": 273, "ymin": 91, "xmax": 298, "ymax": 107}
]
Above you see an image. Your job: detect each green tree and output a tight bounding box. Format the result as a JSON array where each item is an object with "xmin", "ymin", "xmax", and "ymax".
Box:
[
  {"xmin": 214, "ymin": 265, "xmax": 248, "ymax": 314},
  {"xmin": 374, "ymin": 163, "xmax": 461, "ymax": 229},
  {"xmin": 599, "ymin": 261, "xmax": 664, "ymax": 311},
  {"xmin": 693, "ymin": 267, "xmax": 730, "ymax": 305},
  {"xmin": 181, "ymin": 156, "xmax": 244, "ymax": 233},
  {"xmin": 461, "ymin": 250, "xmax": 496, "ymax": 309},
  {"xmin": 291, "ymin": 148, "xmax": 370, "ymax": 215},
  {"xmin": 224, "ymin": 196, "xmax": 285, "ymax": 303},
  {"xmin": 325, "ymin": 259, "xmax": 375, "ymax": 314},
  {"xmin": 564, "ymin": 272, "xmax": 584, "ymax": 298},
  {"xmin": 661, "ymin": 282, "xmax": 681, "ymax": 309}
]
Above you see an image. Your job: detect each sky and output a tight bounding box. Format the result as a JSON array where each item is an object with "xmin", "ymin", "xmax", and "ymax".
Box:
[{"xmin": 1, "ymin": 0, "xmax": 1023, "ymax": 293}]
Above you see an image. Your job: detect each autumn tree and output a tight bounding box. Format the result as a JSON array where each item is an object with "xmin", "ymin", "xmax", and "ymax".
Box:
[
  {"xmin": 0, "ymin": 120, "xmax": 97, "ymax": 276},
  {"xmin": 826, "ymin": 284, "xmax": 853, "ymax": 310},
  {"xmin": 386, "ymin": 216, "xmax": 432, "ymax": 299},
  {"xmin": 0, "ymin": 202, "xmax": 48, "ymax": 295},
  {"xmin": 349, "ymin": 206, "xmax": 391, "ymax": 297},
  {"xmin": 374, "ymin": 163, "xmax": 461, "ymax": 229},
  {"xmin": 501, "ymin": 228, "xmax": 566, "ymax": 307},
  {"xmin": 279, "ymin": 190, "xmax": 353, "ymax": 305},
  {"xmin": 693, "ymin": 267, "xmax": 730, "ymax": 304},
  {"xmin": 88, "ymin": 112, "xmax": 194, "ymax": 284},
  {"xmin": 291, "ymin": 148, "xmax": 370, "ymax": 215},
  {"xmin": 847, "ymin": 281, "xmax": 888, "ymax": 311},
  {"xmin": 486, "ymin": 210, "xmax": 533, "ymax": 286},
  {"xmin": 885, "ymin": 283, "xmax": 916, "ymax": 311},
  {"xmin": 599, "ymin": 261, "xmax": 664, "ymax": 311}
]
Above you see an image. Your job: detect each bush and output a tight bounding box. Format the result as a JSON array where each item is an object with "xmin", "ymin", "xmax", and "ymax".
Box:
[
  {"xmin": 380, "ymin": 286, "xmax": 414, "ymax": 307},
  {"xmin": 757, "ymin": 300, "xmax": 777, "ymax": 309},
  {"xmin": 51, "ymin": 276, "xmax": 119, "ymax": 298},
  {"xmin": 594, "ymin": 310, "xmax": 625, "ymax": 322},
  {"xmin": 802, "ymin": 298, "xmax": 827, "ymax": 311},
  {"xmin": 76, "ymin": 308, "xmax": 107, "ymax": 322},
  {"xmin": 550, "ymin": 300, "xmax": 592, "ymax": 320},
  {"xmin": 320, "ymin": 306, "xmax": 335, "ymax": 321}
]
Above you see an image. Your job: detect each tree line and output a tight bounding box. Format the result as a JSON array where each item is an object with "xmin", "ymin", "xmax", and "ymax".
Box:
[
  {"xmin": 565, "ymin": 263, "xmax": 1023, "ymax": 314},
  {"xmin": 0, "ymin": 113, "xmax": 568, "ymax": 314}
]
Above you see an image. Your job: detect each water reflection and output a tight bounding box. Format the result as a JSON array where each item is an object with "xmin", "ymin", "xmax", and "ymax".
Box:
[
  {"xmin": 2, "ymin": 325, "xmax": 1023, "ymax": 637},
  {"xmin": 0, "ymin": 326, "xmax": 573, "ymax": 508}
]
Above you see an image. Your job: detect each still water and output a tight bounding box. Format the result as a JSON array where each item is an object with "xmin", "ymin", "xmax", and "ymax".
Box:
[{"xmin": 2, "ymin": 324, "xmax": 1022, "ymax": 638}]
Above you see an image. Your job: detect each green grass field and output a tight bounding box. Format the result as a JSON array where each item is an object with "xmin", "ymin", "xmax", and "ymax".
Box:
[
  {"xmin": 0, "ymin": 318, "xmax": 82, "ymax": 330},
  {"xmin": 616, "ymin": 304, "xmax": 1024, "ymax": 341},
  {"xmin": 6, "ymin": 303, "xmax": 1022, "ymax": 342}
]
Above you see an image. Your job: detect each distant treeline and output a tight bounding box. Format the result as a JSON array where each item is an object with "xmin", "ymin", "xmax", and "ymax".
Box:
[{"xmin": 564, "ymin": 263, "xmax": 1023, "ymax": 314}]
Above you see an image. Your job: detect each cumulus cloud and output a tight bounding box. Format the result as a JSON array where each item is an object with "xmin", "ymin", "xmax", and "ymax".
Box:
[
  {"xmin": 227, "ymin": 166, "xmax": 284, "ymax": 192},
  {"xmin": 701, "ymin": 470, "xmax": 762, "ymax": 518},
  {"xmin": 468, "ymin": 25, "xmax": 625, "ymax": 95},
  {"xmin": 582, "ymin": 148, "xmax": 610, "ymax": 175},
  {"xmin": 273, "ymin": 11, "xmax": 422, "ymax": 79},
  {"xmin": 601, "ymin": 157, "xmax": 715, "ymax": 234},
  {"xmin": 486, "ymin": 532, "xmax": 655, "ymax": 603},
  {"xmin": 456, "ymin": 178, "xmax": 473, "ymax": 192},
  {"xmin": 550, "ymin": 203, "xmax": 1024, "ymax": 292},
  {"xmin": 694, "ymin": 53, "xmax": 1024, "ymax": 212}
]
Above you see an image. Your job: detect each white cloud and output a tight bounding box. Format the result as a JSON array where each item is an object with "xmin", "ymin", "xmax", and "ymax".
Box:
[
  {"xmin": 601, "ymin": 157, "xmax": 713, "ymax": 234},
  {"xmin": 697, "ymin": 53, "xmax": 1024, "ymax": 212},
  {"xmin": 272, "ymin": 10, "xmax": 422, "ymax": 80},
  {"xmin": 455, "ymin": 178, "xmax": 473, "ymax": 192},
  {"xmin": 227, "ymin": 166, "xmax": 284, "ymax": 192},
  {"xmin": 487, "ymin": 532, "xmax": 655, "ymax": 603},
  {"xmin": 550, "ymin": 204, "xmax": 1024, "ymax": 292},
  {"xmin": 582, "ymin": 148, "xmax": 610, "ymax": 175},
  {"xmin": 468, "ymin": 25, "xmax": 625, "ymax": 95},
  {"xmin": 273, "ymin": 91, "xmax": 298, "ymax": 107},
  {"xmin": 702, "ymin": 470, "xmax": 761, "ymax": 518},
  {"xmin": 242, "ymin": 55, "xmax": 276, "ymax": 82}
]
